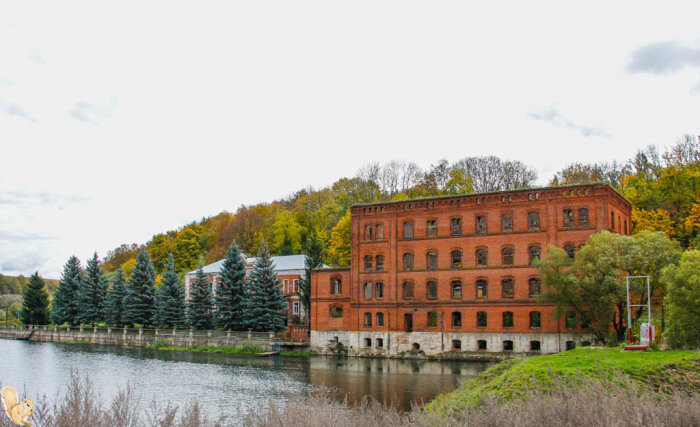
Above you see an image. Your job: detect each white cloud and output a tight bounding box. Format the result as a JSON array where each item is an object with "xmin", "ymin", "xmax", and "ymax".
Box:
[{"xmin": 528, "ymin": 107, "xmax": 611, "ymax": 138}]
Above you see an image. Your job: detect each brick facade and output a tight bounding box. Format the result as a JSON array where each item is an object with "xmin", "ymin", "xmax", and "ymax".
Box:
[{"xmin": 310, "ymin": 184, "xmax": 631, "ymax": 356}]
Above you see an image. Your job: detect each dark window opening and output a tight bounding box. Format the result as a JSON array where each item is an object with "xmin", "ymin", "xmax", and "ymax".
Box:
[
  {"xmin": 566, "ymin": 311, "xmax": 577, "ymax": 329},
  {"xmin": 528, "ymin": 278, "xmax": 541, "ymax": 297},
  {"xmin": 452, "ymin": 339, "xmax": 462, "ymax": 350},
  {"xmin": 503, "ymin": 340, "xmax": 514, "ymax": 351},
  {"xmin": 412, "ymin": 343, "xmax": 420, "ymax": 351},
  {"xmin": 428, "ymin": 311, "xmax": 438, "ymax": 327},
  {"xmin": 451, "ymin": 280, "xmax": 462, "ymax": 299},
  {"xmin": 426, "ymin": 220, "xmax": 437, "ymax": 237},
  {"xmin": 477, "ymin": 311, "xmax": 487, "ymax": 327},
  {"xmin": 403, "ymin": 252, "xmax": 414, "ymax": 271},
  {"xmin": 376, "ymin": 338, "xmax": 384, "ymax": 348},
  {"xmin": 566, "ymin": 341, "xmax": 576, "ymax": 351},
  {"xmin": 578, "ymin": 208, "xmax": 589, "ymax": 226},
  {"xmin": 427, "ymin": 251, "xmax": 438, "ymax": 270},
  {"xmin": 528, "ymin": 211, "xmax": 540, "ymax": 231},
  {"xmin": 404, "ymin": 313, "xmax": 413, "ymax": 332},
  {"xmin": 501, "ymin": 278, "xmax": 514, "ymax": 298},
  {"xmin": 610, "ymin": 211, "xmax": 615, "ymax": 229},
  {"xmin": 501, "ymin": 247, "xmax": 514, "ymax": 265},
  {"xmin": 476, "ymin": 279, "xmax": 488, "ymax": 299},
  {"xmin": 530, "ymin": 340, "xmax": 541, "ymax": 351},
  {"xmin": 501, "ymin": 213, "xmax": 513, "ymax": 232},
  {"xmin": 530, "ymin": 311, "xmax": 541, "ymax": 328},
  {"xmin": 403, "ymin": 281, "xmax": 414, "ymax": 299},
  {"xmin": 403, "ymin": 222, "xmax": 414, "ymax": 239},
  {"xmin": 563, "ymin": 209, "xmax": 574, "ymax": 228},
  {"xmin": 476, "ymin": 215, "xmax": 487, "ymax": 235},
  {"xmin": 503, "ymin": 311, "xmax": 514, "ymax": 327},
  {"xmin": 329, "ymin": 306, "xmax": 343, "ymax": 318},
  {"xmin": 376, "ymin": 312, "xmax": 384, "ymax": 326},
  {"xmin": 427, "ymin": 281, "xmax": 438, "ymax": 299},
  {"xmin": 375, "ymin": 255, "xmax": 384, "ymax": 271},
  {"xmin": 451, "ymin": 250, "xmax": 462, "ymax": 269},
  {"xmin": 451, "ymin": 218, "xmax": 462, "ymax": 236},
  {"xmin": 528, "ymin": 245, "xmax": 541, "ymax": 265},
  {"xmin": 452, "ymin": 311, "xmax": 462, "ymax": 327},
  {"xmin": 364, "ymin": 313, "xmax": 372, "ymax": 327},
  {"xmin": 363, "ymin": 255, "xmax": 372, "ymax": 271},
  {"xmin": 476, "ymin": 248, "xmax": 488, "ymax": 266},
  {"xmin": 364, "ymin": 338, "xmax": 372, "ymax": 347},
  {"xmin": 477, "ymin": 339, "xmax": 487, "ymax": 350},
  {"xmin": 564, "ymin": 244, "xmax": 575, "ymax": 258},
  {"xmin": 375, "ymin": 282, "xmax": 384, "ymax": 299}
]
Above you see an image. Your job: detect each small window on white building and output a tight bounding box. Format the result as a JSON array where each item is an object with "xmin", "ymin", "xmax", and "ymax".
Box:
[
  {"xmin": 293, "ymin": 301, "xmax": 300, "ymax": 315},
  {"xmin": 282, "ymin": 279, "xmax": 289, "ymax": 293},
  {"xmin": 293, "ymin": 279, "xmax": 299, "ymax": 293}
]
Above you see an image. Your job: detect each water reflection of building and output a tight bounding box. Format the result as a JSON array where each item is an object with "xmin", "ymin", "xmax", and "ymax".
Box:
[{"xmin": 310, "ymin": 184, "xmax": 631, "ymax": 357}]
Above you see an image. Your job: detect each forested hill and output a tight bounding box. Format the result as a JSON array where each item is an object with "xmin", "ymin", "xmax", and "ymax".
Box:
[
  {"xmin": 0, "ymin": 274, "xmax": 59, "ymax": 295},
  {"xmin": 102, "ymin": 135, "xmax": 699, "ymax": 275}
]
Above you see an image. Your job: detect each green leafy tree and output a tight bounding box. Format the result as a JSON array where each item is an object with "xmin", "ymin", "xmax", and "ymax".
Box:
[
  {"xmin": 78, "ymin": 252, "xmax": 108, "ymax": 325},
  {"xmin": 51, "ymin": 256, "xmax": 83, "ymax": 326},
  {"xmin": 175, "ymin": 225, "xmax": 207, "ymax": 273},
  {"xmin": 105, "ymin": 269, "xmax": 126, "ymax": 326},
  {"xmin": 270, "ymin": 211, "xmax": 303, "ymax": 255},
  {"xmin": 123, "ymin": 248, "xmax": 157, "ymax": 326},
  {"xmin": 249, "ymin": 241, "xmax": 287, "ymax": 332},
  {"xmin": 20, "ymin": 272, "xmax": 50, "ymax": 325},
  {"xmin": 156, "ymin": 254, "xmax": 186, "ymax": 327},
  {"xmin": 187, "ymin": 264, "xmax": 214, "ymax": 329},
  {"xmin": 328, "ymin": 211, "xmax": 351, "ymax": 267},
  {"xmin": 661, "ymin": 250, "xmax": 700, "ymax": 349},
  {"xmin": 215, "ymin": 242, "xmax": 249, "ymax": 330},
  {"xmin": 298, "ymin": 230, "xmax": 324, "ymax": 320}
]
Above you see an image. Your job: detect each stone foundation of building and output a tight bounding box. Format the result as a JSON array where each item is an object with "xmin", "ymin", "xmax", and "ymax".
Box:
[{"xmin": 311, "ymin": 330, "xmax": 596, "ymax": 358}]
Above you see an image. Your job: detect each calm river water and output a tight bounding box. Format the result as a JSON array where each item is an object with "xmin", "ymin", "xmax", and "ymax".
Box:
[{"xmin": 0, "ymin": 339, "xmax": 492, "ymax": 417}]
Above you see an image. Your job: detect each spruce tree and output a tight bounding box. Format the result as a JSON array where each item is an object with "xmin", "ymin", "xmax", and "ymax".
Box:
[
  {"xmin": 123, "ymin": 248, "xmax": 157, "ymax": 327},
  {"xmin": 186, "ymin": 264, "xmax": 214, "ymax": 329},
  {"xmin": 215, "ymin": 242, "xmax": 249, "ymax": 330},
  {"xmin": 51, "ymin": 256, "xmax": 83, "ymax": 326},
  {"xmin": 20, "ymin": 272, "xmax": 50, "ymax": 325},
  {"xmin": 156, "ymin": 254, "xmax": 186, "ymax": 327},
  {"xmin": 249, "ymin": 241, "xmax": 287, "ymax": 332},
  {"xmin": 78, "ymin": 252, "xmax": 108, "ymax": 325},
  {"xmin": 105, "ymin": 269, "xmax": 126, "ymax": 326}
]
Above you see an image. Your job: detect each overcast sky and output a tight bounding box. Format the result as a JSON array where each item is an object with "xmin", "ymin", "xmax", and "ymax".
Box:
[{"xmin": 1, "ymin": 1, "xmax": 699, "ymax": 279}]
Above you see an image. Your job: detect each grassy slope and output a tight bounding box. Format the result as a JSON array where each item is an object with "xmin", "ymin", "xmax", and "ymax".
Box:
[{"xmin": 425, "ymin": 347, "xmax": 700, "ymax": 415}]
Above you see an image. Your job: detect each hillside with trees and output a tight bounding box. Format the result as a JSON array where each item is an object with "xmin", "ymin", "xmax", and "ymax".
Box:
[{"xmin": 102, "ymin": 135, "xmax": 698, "ymax": 275}]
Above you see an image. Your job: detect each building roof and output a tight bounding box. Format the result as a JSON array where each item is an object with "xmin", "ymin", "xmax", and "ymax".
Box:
[{"xmin": 186, "ymin": 254, "xmax": 314, "ymax": 275}]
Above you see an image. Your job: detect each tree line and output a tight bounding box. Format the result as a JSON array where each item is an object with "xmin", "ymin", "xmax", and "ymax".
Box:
[{"xmin": 21, "ymin": 241, "xmax": 288, "ymax": 332}]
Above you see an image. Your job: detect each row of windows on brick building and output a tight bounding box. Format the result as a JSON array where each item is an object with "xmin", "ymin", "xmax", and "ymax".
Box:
[
  {"xmin": 361, "ymin": 337, "xmax": 564, "ymax": 352},
  {"xmin": 361, "ymin": 243, "xmax": 577, "ymax": 272},
  {"xmin": 363, "ymin": 208, "xmax": 592, "ymax": 241},
  {"xmin": 352, "ymin": 277, "xmax": 542, "ymax": 300},
  {"xmin": 357, "ymin": 310, "xmax": 590, "ymax": 329}
]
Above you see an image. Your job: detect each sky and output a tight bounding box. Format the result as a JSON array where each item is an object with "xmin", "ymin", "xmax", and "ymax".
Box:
[{"xmin": 1, "ymin": 1, "xmax": 699, "ymax": 279}]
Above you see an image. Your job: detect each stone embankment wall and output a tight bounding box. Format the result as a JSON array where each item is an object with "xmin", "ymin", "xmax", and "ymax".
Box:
[{"xmin": 0, "ymin": 325, "xmax": 272, "ymax": 350}]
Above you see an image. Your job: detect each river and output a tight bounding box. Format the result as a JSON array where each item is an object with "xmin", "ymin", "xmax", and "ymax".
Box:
[{"xmin": 0, "ymin": 339, "xmax": 492, "ymax": 418}]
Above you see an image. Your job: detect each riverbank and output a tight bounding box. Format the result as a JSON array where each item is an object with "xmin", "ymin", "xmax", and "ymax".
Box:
[{"xmin": 145, "ymin": 341, "xmax": 314, "ymax": 357}]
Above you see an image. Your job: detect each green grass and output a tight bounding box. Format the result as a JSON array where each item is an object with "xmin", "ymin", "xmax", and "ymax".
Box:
[
  {"xmin": 145, "ymin": 344, "xmax": 264, "ymax": 355},
  {"xmin": 425, "ymin": 347, "xmax": 700, "ymax": 415},
  {"xmin": 279, "ymin": 350, "xmax": 313, "ymax": 357},
  {"xmin": 62, "ymin": 340, "xmax": 90, "ymax": 345}
]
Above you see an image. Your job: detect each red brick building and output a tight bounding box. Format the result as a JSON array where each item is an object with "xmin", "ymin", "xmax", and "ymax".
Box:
[{"xmin": 310, "ymin": 184, "xmax": 631, "ymax": 356}]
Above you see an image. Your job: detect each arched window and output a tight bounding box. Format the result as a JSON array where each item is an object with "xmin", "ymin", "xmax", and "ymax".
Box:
[
  {"xmin": 363, "ymin": 282, "xmax": 373, "ymax": 299},
  {"xmin": 452, "ymin": 312, "xmax": 462, "ymax": 327},
  {"xmin": 476, "ymin": 215, "xmax": 487, "ymax": 235},
  {"xmin": 375, "ymin": 254, "xmax": 384, "ymax": 271},
  {"xmin": 529, "ymin": 311, "xmax": 541, "ymax": 328},
  {"xmin": 403, "ymin": 281, "xmax": 414, "ymax": 299},
  {"xmin": 578, "ymin": 208, "xmax": 589, "ymax": 226},
  {"xmin": 564, "ymin": 244, "xmax": 575, "ymax": 258},
  {"xmin": 427, "ymin": 311, "xmax": 438, "ymax": 327},
  {"xmin": 476, "ymin": 279, "xmax": 488, "ymax": 299},
  {"xmin": 476, "ymin": 248, "xmax": 488, "ymax": 266},
  {"xmin": 364, "ymin": 312, "xmax": 372, "ymax": 327},
  {"xmin": 403, "ymin": 252, "xmax": 414, "ymax": 271},
  {"xmin": 329, "ymin": 306, "xmax": 343, "ymax": 318},
  {"xmin": 375, "ymin": 282, "xmax": 384, "ymax": 299},
  {"xmin": 528, "ymin": 277, "xmax": 541, "ymax": 296},
  {"xmin": 363, "ymin": 255, "xmax": 372, "ymax": 271},
  {"xmin": 451, "ymin": 280, "xmax": 462, "ymax": 299},
  {"xmin": 364, "ymin": 225, "xmax": 373, "ymax": 241},
  {"xmin": 477, "ymin": 339, "xmax": 487, "ymax": 350},
  {"xmin": 376, "ymin": 312, "xmax": 384, "ymax": 326},
  {"xmin": 451, "ymin": 218, "xmax": 462, "ymax": 236},
  {"xmin": 528, "ymin": 211, "xmax": 540, "ymax": 231},
  {"xmin": 375, "ymin": 224, "xmax": 384, "ymax": 240},
  {"xmin": 501, "ymin": 278, "xmax": 514, "ymax": 298},
  {"xmin": 426, "ymin": 220, "xmax": 437, "ymax": 237},
  {"xmin": 503, "ymin": 340, "xmax": 514, "ymax": 351},
  {"xmin": 451, "ymin": 250, "xmax": 462, "ymax": 269},
  {"xmin": 528, "ymin": 245, "xmax": 541, "ymax": 265},
  {"xmin": 501, "ymin": 213, "xmax": 513, "ymax": 232},
  {"xmin": 563, "ymin": 209, "xmax": 574, "ymax": 228},
  {"xmin": 501, "ymin": 247, "xmax": 514, "ymax": 265},
  {"xmin": 477, "ymin": 311, "xmax": 487, "ymax": 327},
  {"xmin": 503, "ymin": 311, "xmax": 514, "ymax": 327},
  {"xmin": 427, "ymin": 251, "xmax": 438, "ymax": 270},
  {"xmin": 330, "ymin": 278, "xmax": 342, "ymax": 295},
  {"xmin": 611, "ymin": 211, "xmax": 615, "ymax": 229},
  {"xmin": 427, "ymin": 280, "xmax": 438, "ymax": 299},
  {"xmin": 403, "ymin": 221, "xmax": 413, "ymax": 239}
]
